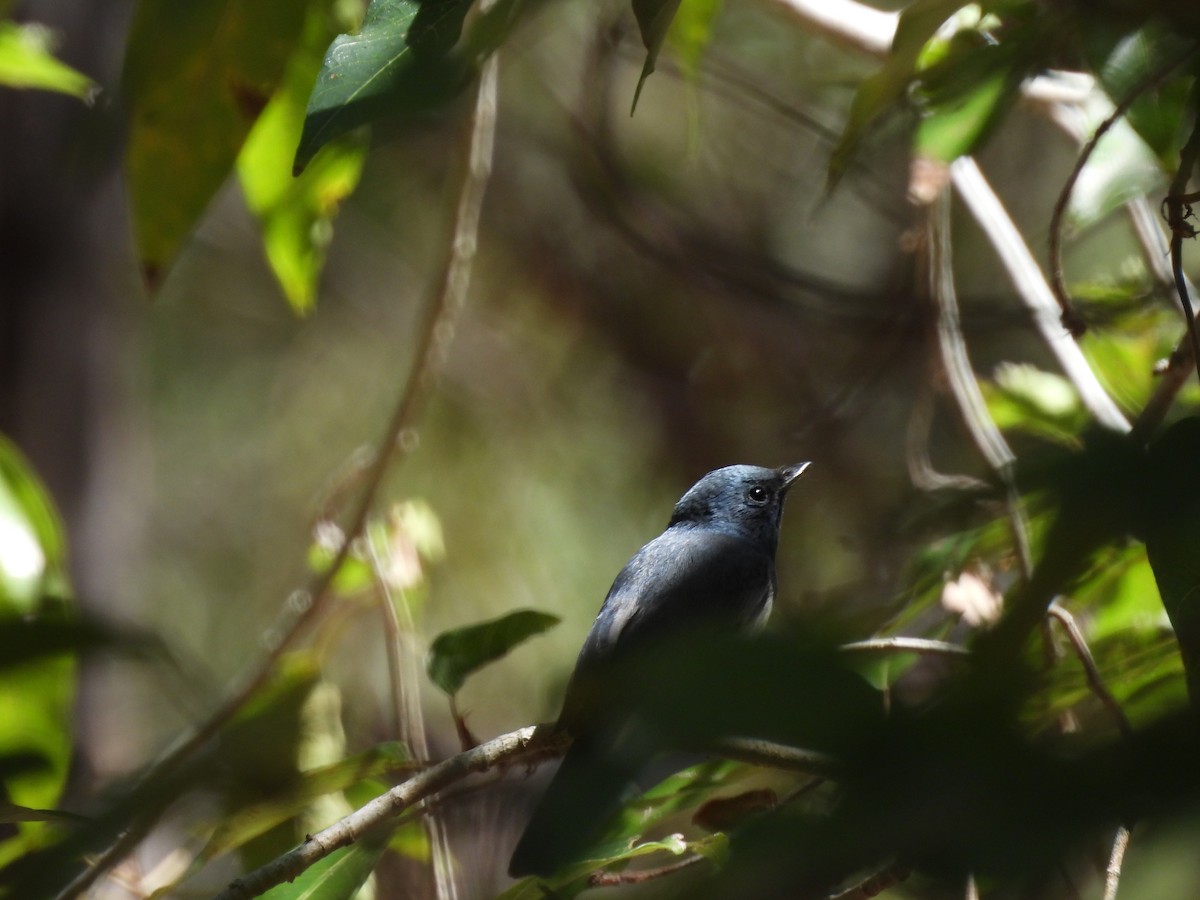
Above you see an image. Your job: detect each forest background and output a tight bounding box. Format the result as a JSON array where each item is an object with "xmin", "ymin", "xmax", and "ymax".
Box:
[{"xmin": 4, "ymin": 0, "xmax": 1200, "ymax": 897}]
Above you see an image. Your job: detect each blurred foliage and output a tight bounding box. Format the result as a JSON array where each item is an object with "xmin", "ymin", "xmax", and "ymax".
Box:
[
  {"xmin": 0, "ymin": 20, "xmax": 94, "ymax": 98},
  {"xmin": 427, "ymin": 609, "xmax": 560, "ymax": 696},
  {"xmin": 0, "ymin": 439, "xmax": 75, "ymax": 870},
  {"xmin": 10, "ymin": 0, "xmax": 1200, "ymax": 897}
]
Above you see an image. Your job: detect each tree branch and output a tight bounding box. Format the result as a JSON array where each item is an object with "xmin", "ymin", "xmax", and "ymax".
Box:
[
  {"xmin": 215, "ymin": 725, "xmax": 569, "ymax": 900},
  {"xmin": 1103, "ymin": 826, "xmax": 1131, "ymax": 900},
  {"xmin": 1047, "ymin": 45, "xmax": 1196, "ymax": 332},
  {"xmin": 842, "ymin": 637, "xmax": 970, "ymax": 659},
  {"xmin": 56, "ymin": 46, "xmax": 502, "ymax": 900},
  {"xmin": 1046, "ymin": 602, "xmax": 1132, "ymax": 739},
  {"xmin": 949, "ymin": 157, "xmax": 1131, "ymax": 433}
]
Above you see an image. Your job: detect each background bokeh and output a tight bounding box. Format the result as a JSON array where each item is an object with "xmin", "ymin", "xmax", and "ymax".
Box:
[{"xmin": 4, "ymin": 0, "xmax": 1200, "ymax": 896}]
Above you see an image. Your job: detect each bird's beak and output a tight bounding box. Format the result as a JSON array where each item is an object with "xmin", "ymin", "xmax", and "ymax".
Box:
[{"xmin": 778, "ymin": 461, "xmax": 812, "ymax": 491}]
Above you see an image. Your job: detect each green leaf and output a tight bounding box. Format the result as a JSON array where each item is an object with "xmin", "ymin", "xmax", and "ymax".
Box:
[
  {"xmin": 914, "ymin": 61, "xmax": 1021, "ymax": 163},
  {"xmin": 1098, "ymin": 26, "xmax": 1196, "ymax": 167},
  {"xmin": 0, "ymin": 435, "xmax": 66, "ymax": 607},
  {"xmin": 630, "ymin": 0, "xmax": 682, "ymax": 114},
  {"xmin": 261, "ymin": 840, "xmax": 386, "ymax": 899},
  {"xmin": 239, "ymin": 6, "xmax": 368, "ymax": 313},
  {"xmin": 500, "ymin": 831, "xmax": 730, "ymax": 899},
  {"xmin": 294, "ymin": 0, "xmax": 476, "ymax": 173},
  {"xmin": 426, "ymin": 608, "xmax": 560, "ymax": 695},
  {"xmin": 0, "ymin": 21, "xmax": 94, "ymax": 99},
  {"xmin": 828, "ymin": 0, "xmax": 970, "ymax": 186},
  {"xmin": 667, "ymin": 0, "xmax": 720, "ymax": 84},
  {"xmin": 982, "ymin": 363, "xmax": 1087, "ymax": 447},
  {"xmin": 0, "ymin": 438, "xmax": 75, "ymax": 868},
  {"xmin": 123, "ymin": 0, "xmax": 313, "ymax": 277}
]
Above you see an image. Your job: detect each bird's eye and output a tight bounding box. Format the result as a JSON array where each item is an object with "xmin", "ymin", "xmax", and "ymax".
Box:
[{"xmin": 747, "ymin": 485, "xmax": 770, "ymax": 504}]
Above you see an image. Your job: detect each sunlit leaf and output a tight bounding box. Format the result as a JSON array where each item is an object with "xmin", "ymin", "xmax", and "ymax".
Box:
[
  {"xmin": 123, "ymin": 0, "xmax": 312, "ymax": 277},
  {"xmin": 261, "ymin": 840, "xmax": 385, "ymax": 899},
  {"xmin": 239, "ymin": 4, "xmax": 368, "ymax": 313},
  {"xmin": 667, "ymin": 0, "xmax": 721, "ymax": 83},
  {"xmin": 0, "ymin": 436, "xmax": 66, "ymax": 607},
  {"xmin": 294, "ymin": 0, "xmax": 475, "ymax": 172},
  {"xmin": 427, "ymin": 608, "xmax": 560, "ymax": 695},
  {"xmin": 0, "ymin": 21, "xmax": 94, "ymax": 99},
  {"xmin": 0, "ymin": 439, "xmax": 75, "ymax": 868},
  {"xmin": 983, "ymin": 363, "xmax": 1087, "ymax": 447}
]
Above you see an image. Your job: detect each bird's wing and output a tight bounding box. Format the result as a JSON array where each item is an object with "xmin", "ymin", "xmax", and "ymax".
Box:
[{"xmin": 578, "ymin": 528, "xmax": 774, "ymax": 665}]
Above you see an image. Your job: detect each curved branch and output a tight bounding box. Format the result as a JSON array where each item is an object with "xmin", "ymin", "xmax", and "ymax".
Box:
[
  {"xmin": 1048, "ymin": 44, "xmax": 1196, "ymax": 333},
  {"xmin": 55, "ymin": 47, "xmax": 503, "ymax": 900}
]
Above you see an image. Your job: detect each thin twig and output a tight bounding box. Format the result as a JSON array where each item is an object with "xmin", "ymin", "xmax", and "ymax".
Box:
[
  {"xmin": 826, "ymin": 861, "xmax": 913, "ymax": 900},
  {"xmin": 924, "ymin": 185, "xmax": 1034, "ymax": 578},
  {"xmin": 713, "ymin": 738, "xmax": 840, "ymax": 777},
  {"xmin": 950, "ymin": 157, "xmax": 1131, "ymax": 433},
  {"xmin": 766, "ymin": 0, "xmax": 1098, "ymax": 111},
  {"xmin": 1133, "ymin": 335, "xmax": 1195, "ymax": 441},
  {"xmin": 215, "ymin": 725, "xmax": 570, "ymax": 900},
  {"xmin": 1164, "ymin": 103, "xmax": 1200, "ymax": 385},
  {"xmin": 56, "ymin": 45, "xmax": 502, "ymax": 900},
  {"xmin": 904, "ymin": 370, "xmax": 989, "ymax": 493},
  {"xmin": 841, "ymin": 637, "xmax": 970, "ymax": 658},
  {"xmin": 1046, "ymin": 602, "xmax": 1133, "ymax": 739},
  {"xmin": 1103, "ymin": 826, "xmax": 1131, "ymax": 900},
  {"xmin": 367, "ymin": 533, "xmax": 462, "ymax": 900},
  {"xmin": 1126, "ymin": 196, "xmax": 1197, "ymax": 441},
  {"xmin": 588, "ymin": 854, "xmax": 707, "ymax": 887},
  {"xmin": 1048, "ymin": 45, "xmax": 1196, "ymax": 332}
]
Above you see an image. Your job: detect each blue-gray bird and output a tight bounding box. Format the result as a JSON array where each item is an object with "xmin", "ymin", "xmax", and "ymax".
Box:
[{"xmin": 508, "ymin": 462, "xmax": 811, "ymax": 878}]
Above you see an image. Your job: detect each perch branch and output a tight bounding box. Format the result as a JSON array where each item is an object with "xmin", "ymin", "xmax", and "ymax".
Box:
[{"xmin": 215, "ymin": 725, "xmax": 569, "ymax": 900}]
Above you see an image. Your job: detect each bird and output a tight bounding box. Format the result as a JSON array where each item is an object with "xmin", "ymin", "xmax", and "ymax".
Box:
[{"xmin": 508, "ymin": 462, "xmax": 811, "ymax": 879}]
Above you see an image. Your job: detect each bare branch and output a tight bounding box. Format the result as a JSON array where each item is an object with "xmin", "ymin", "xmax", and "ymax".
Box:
[
  {"xmin": 216, "ymin": 725, "xmax": 569, "ymax": 900},
  {"xmin": 923, "ymin": 187, "xmax": 1034, "ymax": 578},
  {"xmin": 589, "ymin": 854, "xmax": 707, "ymax": 887},
  {"xmin": 841, "ymin": 637, "xmax": 970, "ymax": 659},
  {"xmin": 950, "ymin": 157, "xmax": 1131, "ymax": 433},
  {"xmin": 714, "ymin": 738, "xmax": 840, "ymax": 777},
  {"xmin": 56, "ymin": 49, "xmax": 502, "ymax": 900},
  {"xmin": 1103, "ymin": 826, "xmax": 1132, "ymax": 900},
  {"xmin": 1046, "ymin": 602, "xmax": 1132, "ymax": 739},
  {"xmin": 1047, "ymin": 45, "xmax": 1196, "ymax": 331}
]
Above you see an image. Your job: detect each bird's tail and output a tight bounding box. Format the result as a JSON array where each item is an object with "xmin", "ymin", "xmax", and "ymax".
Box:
[{"xmin": 507, "ymin": 735, "xmax": 630, "ymax": 879}]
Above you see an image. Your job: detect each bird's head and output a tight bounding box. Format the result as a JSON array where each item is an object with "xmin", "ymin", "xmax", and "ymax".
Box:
[{"xmin": 668, "ymin": 462, "xmax": 810, "ymax": 550}]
